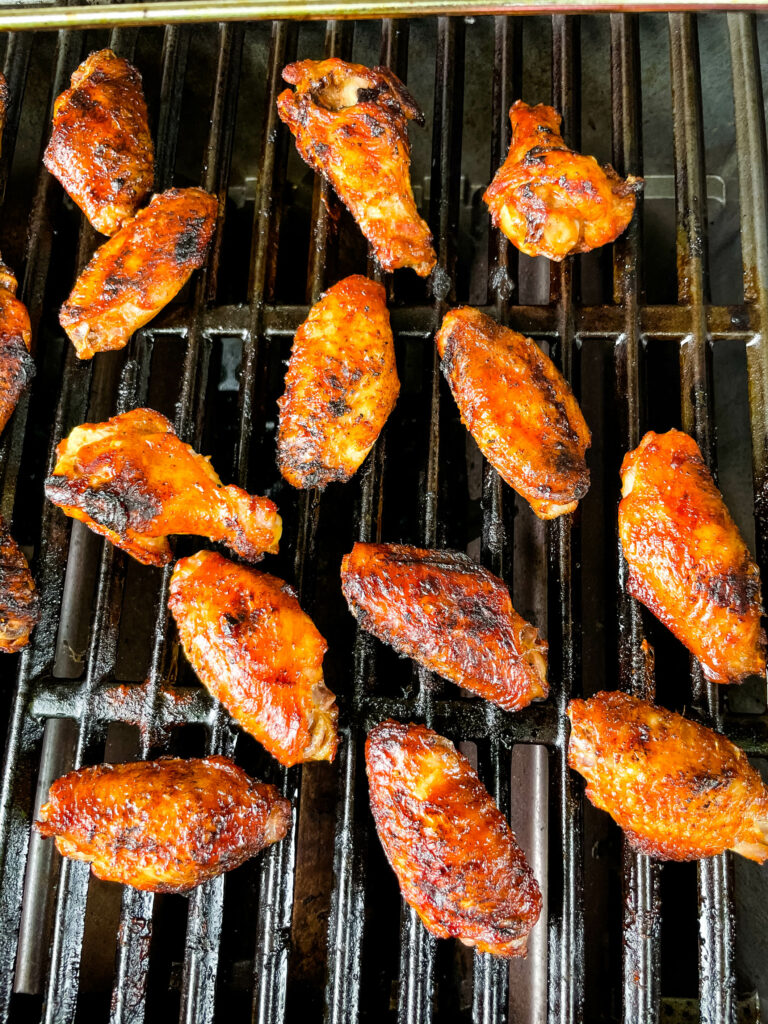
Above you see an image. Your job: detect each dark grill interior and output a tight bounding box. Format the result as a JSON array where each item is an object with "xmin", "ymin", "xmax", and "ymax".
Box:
[{"xmin": 0, "ymin": 10, "xmax": 766, "ymax": 1024}]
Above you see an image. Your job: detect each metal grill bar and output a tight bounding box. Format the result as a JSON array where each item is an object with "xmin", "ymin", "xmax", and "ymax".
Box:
[{"xmin": 610, "ymin": 15, "xmax": 661, "ymax": 1024}]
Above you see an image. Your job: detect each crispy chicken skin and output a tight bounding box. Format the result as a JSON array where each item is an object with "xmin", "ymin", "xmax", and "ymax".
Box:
[
  {"xmin": 341, "ymin": 543, "xmax": 547, "ymax": 711},
  {"xmin": 43, "ymin": 50, "xmax": 153, "ymax": 236},
  {"xmin": 484, "ymin": 101, "xmax": 642, "ymax": 261},
  {"xmin": 436, "ymin": 307, "xmax": 591, "ymax": 518},
  {"xmin": 277, "ymin": 59, "xmax": 435, "ymax": 277},
  {"xmin": 44, "ymin": 408, "xmax": 281, "ymax": 567},
  {"xmin": 0, "ymin": 257, "xmax": 34, "ymax": 437},
  {"xmin": 568, "ymin": 691, "xmax": 768, "ymax": 862},
  {"xmin": 36, "ymin": 756, "xmax": 291, "ymax": 892},
  {"xmin": 619, "ymin": 430, "xmax": 765, "ymax": 684},
  {"xmin": 0, "ymin": 517, "xmax": 39, "ymax": 653},
  {"xmin": 169, "ymin": 551, "xmax": 337, "ymax": 766},
  {"xmin": 366, "ymin": 721, "xmax": 542, "ymax": 956},
  {"xmin": 60, "ymin": 187, "xmax": 217, "ymax": 359},
  {"xmin": 277, "ymin": 276, "xmax": 399, "ymax": 489}
]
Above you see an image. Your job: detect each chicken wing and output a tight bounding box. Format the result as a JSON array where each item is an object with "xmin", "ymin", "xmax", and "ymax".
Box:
[
  {"xmin": 43, "ymin": 49, "xmax": 154, "ymax": 236},
  {"xmin": 568, "ymin": 691, "xmax": 768, "ymax": 862},
  {"xmin": 277, "ymin": 275, "xmax": 399, "ymax": 489},
  {"xmin": 484, "ymin": 101, "xmax": 642, "ymax": 261},
  {"xmin": 277, "ymin": 59, "xmax": 435, "ymax": 277},
  {"xmin": 169, "ymin": 550, "xmax": 337, "ymax": 766},
  {"xmin": 0, "ymin": 516, "xmax": 39, "ymax": 653},
  {"xmin": 436, "ymin": 306, "xmax": 591, "ymax": 518},
  {"xmin": 619, "ymin": 429, "xmax": 765, "ymax": 683},
  {"xmin": 366, "ymin": 720, "xmax": 542, "ymax": 956},
  {"xmin": 60, "ymin": 187, "xmax": 217, "ymax": 359},
  {"xmin": 44, "ymin": 408, "xmax": 281, "ymax": 567},
  {"xmin": 0, "ymin": 257, "xmax": 34, "ymax": 436},
  {"xmin": 341, "ymin": 543, "xmax": 547, "ymax": 710},
  {"xmin": 36, "ymin": 755, "xmax": 291, "ymax": 892}
]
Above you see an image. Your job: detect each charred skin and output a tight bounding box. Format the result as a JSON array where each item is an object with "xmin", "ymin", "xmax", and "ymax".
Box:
[
  {"xmin": 43, "ymin": 50, "xmax": 154, "ymax": 236},
  {"xmin": 60, "ymin": 187, "xmax": 217, "ymax": 359},
  {"xmin": 277, "ymin": 59, "xmax": 435, "ymax": 276},
  {"xmin": 36, "ymin": 756, "xmax": 291, "ymax": 892},
  {"xmin": 0, "ymin": 258, "xmax": 35, "ymax": 437},
  {"xmin": 0, "ymin": 517, "xmax": 39, "ymax": 653},
  {"xmin": 568, "ymin": 691, "xmax": 768, "ymax": 862},
  {"xmin": 341, "ymin": 543, "xmax": 547, "ymax": 711},
  {"xmin": 277, "ymin": 276, "xmax": 400, "ymax": 489},
  {"xmin": 44, "ymin": 408, "xmax": 281, "ymax": 567},
  {"xmin": 169, "ymin": 550, "xmax": 337, "ymax": 767},
  {"xmin": 484, "ymin": 101, "xmax": 642, "ymax": 261},
  {"xmin": 619, "ymin": 430, "xmax": 765, "ymax": 683},
  {"xmin": 436, "ymin": 306, "xmax": 591, "ymax": 518},
  {"xmin": 366, "ymin": 720, "xmax": 542, "ymax": 956}
]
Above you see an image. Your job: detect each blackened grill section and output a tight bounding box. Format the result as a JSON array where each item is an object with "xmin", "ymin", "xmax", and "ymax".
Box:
[{"xmin": 0, "ymin": 11, "xmax": 762, "ymax": 1024}]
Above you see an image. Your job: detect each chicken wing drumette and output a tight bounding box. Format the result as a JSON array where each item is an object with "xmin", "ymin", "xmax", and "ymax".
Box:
[
  {"xmin": 277, "ymin": 276, "xmax": 399, "ymax": 489},
  {"xmin": 0, "ymin": 516, "xmax": 39, "ymax": 653},
  {"xmin": 436, "ymin": 306, "xmax": 591, "ymax": 518},
  {"xmin": 60, "ymin": 187, "xmax": 217, "ymax": 359},
  {"xmin": 169, "ymin": 550, "xmax": 337, "ymax": 766},
  {"xmin": 43, "ymin": 49, "xmax": 154, "ymax": 236},
  {"xmin": 36, "ymin": 756, "xmax": 291, "ymax": 892},
  {"xmin": 484, "ymin": 101, "xmax": 642, "ymax": 261},
  {"xmin": 277, "ymin": 59, "xmax": 435, "ymax": 276},
  {"xmin": 568, "ymin": 691, "xmax": 768, "ymax": 862},
  {"xmin": 0, "ymin": 257, "xmax": 34, "ymax": 437},
  {"xmin": 367, "ymin": 720, "xmax": 542, "ymax": 956},
  {"xmin": 341, "ymin": 543, "xmax": 547, "ymax": 711},
  {"xmin": 619, "ymin": 430, "xmax": 765, "ymax": 683},
  {"xmin": 44, "ymin": 408, "xmax": 281, "ymax": 567}
]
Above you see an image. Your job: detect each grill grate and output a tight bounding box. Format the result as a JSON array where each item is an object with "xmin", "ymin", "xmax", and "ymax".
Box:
[{"xmin": 0, "ymin": 10, "xmax": 763, "ymax": 1024}]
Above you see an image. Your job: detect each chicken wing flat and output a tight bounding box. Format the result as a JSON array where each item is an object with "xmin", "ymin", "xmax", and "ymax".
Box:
[
  {"xmin": 366, "ymin": 720, "xmax": 542, "ymax": 956},
  {"xmin": 484, "ymin": 101, "xmax": 642, "ymax": 261},
  {"xmin": 0, "ymin": 516, "xmax": 39, "ymax": 653},
  {"xmin": 619, "ymin": 430, "xmax": 765, "ymax": 684},
  {"xmin": 0, "ymin": 257, "xmax": 34, "ymax": 437},
  {"xmin": 60, "ymin": 187, "xmax": 217, "ymax": 359},
  {"xmin": 36, "ymin": 756, "xmax": 291, "ymax": 892},
  {"xmin": 277, "ymin": 59, "xmax": 435, "ymax": 277},
  {"xmin": 436, "ymin": 306, "xmax": 590, "ymax": 518},
  {"xmin": 43, "ymin": 49, "xmax": 153, "ymax": 236},
  {"xmin": 568, "ymin": 691, "xmax": 768, "ymax": 862},
  {"xmin": 44, "ymin": 408, "xmax": 281, "ymax": 567},
  {"xmin": 169, "ymin": 550, "xmax": 337, "ymax": 766},
  {"xmin": 277, "ymin": 275, "xmax": 399, "ymax": 489},
  {"xmin": 341, "ymin": 543, "xmax": 547, "ymax": 711}
]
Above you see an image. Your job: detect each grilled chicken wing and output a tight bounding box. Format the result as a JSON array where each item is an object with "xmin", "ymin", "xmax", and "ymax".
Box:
[
  {"xmin": 36, "ymin": 756, "xmax": 291, "ymax": 892},
  {"xmin": 43, "ymin": 49, "xmax": 154, "ymax": 236},
  {"xmin": 0, "ymin": 516, "xmax": 39, "ymax": 653},
  {"xmin": 0, "ymin": 257, "xmax": 34, "ymax": 436},
  {"xmin": 484, "ymin": 101, "xmax": 642, "ymax": 261},
  {"xmin": 436, "ymin": 306, "xmax": 590, "ymax": 518},
  {"xmin": 44, "ymin": 408, "xmax": 281, "ymax": 567},
  {"xmin": 169, "ymin": 550, "xmax": 337, "ymax": 766},
  {"xmin": 277, "ymin": 59, "xmax": 435, "ymax": 277},
  {"xmin": 619, "ymin": 430, "xmax": 765, "ymax": 683},
  {"xmin": 341, "ymin": 543, "xmax": 547, "ymax": 710},
  {"xmin": 568, "ymin": 691, "xmax": 768, "ymax": 862},
  {"xmin": 277, "ymin": 275, "xmax": 399, "ymax": 489},
  {"xmin": 60, "ymin": 187, "xmax": 217, "ymax": 359},
  {"xmin": 367, "ymin": 720, "xmax": 542, "ymax": 956}
]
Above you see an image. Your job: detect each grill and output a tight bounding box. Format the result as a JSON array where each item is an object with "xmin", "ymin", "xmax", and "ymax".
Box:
[{"xmin": 0, "ymin": 9, "xmax": 765, "ymax": 1024}]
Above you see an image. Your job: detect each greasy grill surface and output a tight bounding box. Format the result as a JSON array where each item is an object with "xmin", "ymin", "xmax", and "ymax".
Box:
[{"xmin": 0, "ymin": 11, "xmax": 764, "ymax": 1024}]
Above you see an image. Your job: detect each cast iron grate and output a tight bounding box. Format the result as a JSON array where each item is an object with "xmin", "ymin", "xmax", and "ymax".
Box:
[{"xmin": 0, "ymin": 10, "xmax": 764, "ymax": 1024}]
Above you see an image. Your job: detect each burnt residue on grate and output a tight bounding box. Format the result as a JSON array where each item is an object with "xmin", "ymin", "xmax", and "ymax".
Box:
[{"xmin": 0, "ymin": 11, "xmax": 764, "ymax": 1024}]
